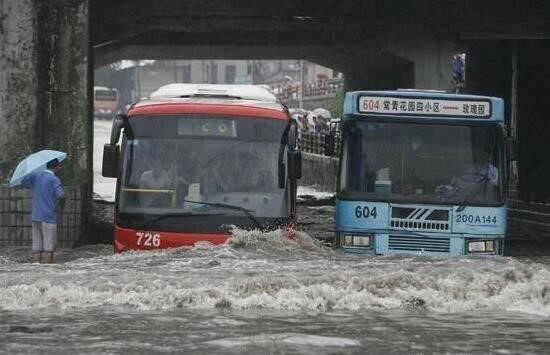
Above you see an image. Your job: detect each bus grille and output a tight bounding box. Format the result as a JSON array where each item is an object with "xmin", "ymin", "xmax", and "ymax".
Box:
[
  {"xmin": 389, "ymin": 235, "xmax": 450, "ymax": 253},
  {"xmin": 390, "ymin": 206, "xmax": 451, "ymax": 232}
]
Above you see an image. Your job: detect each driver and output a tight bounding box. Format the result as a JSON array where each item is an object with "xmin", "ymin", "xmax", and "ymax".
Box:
[
  {"xmin": 458, "ymin": 148, "xmax": 498, "ymax": 186},
  {"xmin": 140, "ymin": 157, "xmax": 172, "ymax": 189},
  {"xmin": 435, "ymin": 147, "xmax": 498, "ymax": 198},
  {"xmin": 139, "ymin": 155, "xmax": 174, "ymax": 207}
]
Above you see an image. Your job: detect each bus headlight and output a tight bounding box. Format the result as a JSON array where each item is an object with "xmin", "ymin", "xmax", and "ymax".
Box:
[
  {"xmin": 467, "ymin": 240, "xmax": 495, "ymax": 253},
  {"xmin": 343, "ymin": 234, "xmax": 372, "ymax": 248}
]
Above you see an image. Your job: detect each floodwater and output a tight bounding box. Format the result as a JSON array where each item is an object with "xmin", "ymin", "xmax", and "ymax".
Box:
[
  {"xmin": 2, "ymin": 233, "xmax": 550, "ymax": 354},
  {"xmin": 1, "ymin": 120, "xmax": 548, "ymax": 354}
]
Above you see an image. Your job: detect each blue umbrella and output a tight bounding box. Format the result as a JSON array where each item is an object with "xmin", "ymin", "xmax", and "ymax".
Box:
[{"xmin": 9, "ymin": 150, "xmax": 67, "ymax": 187}]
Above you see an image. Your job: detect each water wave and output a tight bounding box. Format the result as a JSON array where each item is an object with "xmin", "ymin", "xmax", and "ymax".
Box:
[
  {"xmin": 229, "ymin": 228, "xmax": 327, "ymax": 253},
  {"xmin": 2, "ymin": 230, "xmax": 550, "ymax": 316},
  {"xmin": 1, "ymin": 260, "xmax": 549, "ymax": 316}
]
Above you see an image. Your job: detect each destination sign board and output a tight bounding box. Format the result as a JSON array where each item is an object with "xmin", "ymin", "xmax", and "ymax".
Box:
[
  {"xmin": 177, "ymin": 118, "xmax": 237, "ymax": 137},
  {"xmin": 358, "ymin": 95, "xmax": 491, "ymax": 118}
]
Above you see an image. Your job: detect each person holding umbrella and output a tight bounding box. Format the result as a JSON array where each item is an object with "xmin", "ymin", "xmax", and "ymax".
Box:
[{"xmin": 10, "ymin": 150, "xmax": 66, "ymax": 263}]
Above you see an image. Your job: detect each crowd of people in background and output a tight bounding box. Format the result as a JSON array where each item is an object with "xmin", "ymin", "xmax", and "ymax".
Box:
[
  {"xmin": 291, "ymin": 109, "xmax": 342, "ymax": 155},
  {"xmin": 289, "ymin": 108, "xmax": 337, "ymax": 135},
  {"xmin": 294, "ymin": 113, "xmax": 329, "ymax": 133}
]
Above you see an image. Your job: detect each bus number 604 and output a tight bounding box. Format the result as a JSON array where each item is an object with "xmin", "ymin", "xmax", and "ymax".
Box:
[
  {"xmin": 136, "ymin": 232, "xmax": 161, "ymax": 247},
  {"xmin": 355, "ymin": 206, "xmax": 377, "ymax": 219},
  {"xmin": 362, "ymin": 99, "xmax": 380, "ymax": 110}
]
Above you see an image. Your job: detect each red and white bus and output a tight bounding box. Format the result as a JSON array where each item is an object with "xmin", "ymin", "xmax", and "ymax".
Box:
[
  {"xmin": 102, "ymin": 84, "xmax": 301, "ymax": 252},
  {"xmin": 94, "ymin": 86, "xmax": 119, "ymax": 119}
]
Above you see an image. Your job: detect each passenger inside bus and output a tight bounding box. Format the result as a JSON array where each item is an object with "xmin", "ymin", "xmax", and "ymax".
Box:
[
  {"xmin": 204, "ymin": 153, "xmax": 233, "ymax": 193},
  {"xmin": 177, "ymin": 145, "xmax": 201, "ymax": 186},
  {"xmin": 240, "ymin": 154, "xmax": 274, "ymax": 191},
  {"xmin": 202, "ymin": 151, "xmax": 272, "ymax": 194}
]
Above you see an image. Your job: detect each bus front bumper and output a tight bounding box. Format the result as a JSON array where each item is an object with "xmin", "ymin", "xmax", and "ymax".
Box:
[
  {"xmin": 114, "ymin": 225, "xmax": 231, "ymax": 253},
  {"xmin": 335, "ymin": 232, "xmax": 505, "ymax": 256}
]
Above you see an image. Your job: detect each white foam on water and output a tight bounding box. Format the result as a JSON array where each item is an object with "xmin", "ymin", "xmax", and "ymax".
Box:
[
  {"xmin": 2, "ymin": 256, "xmax": 550, "ymax": 316},
  {"xmin": 204, "ymin": 335, "xmax": 272, "ymax": 348},
  {"xmin": 297, "ymin": 185, "xmax": 334, "ymax": 200},
  {"xmin": 207, "ymin": 317, "xmax": 249, "ymax": 326},
  {"xmin": 228, "ymin": 228, "xmax": 327, "ymax": 253},
  {"xmin": 280, "ymin": 334, "xmax": 361, "ymax": 347},
  {"xmin": 205, "ymin": 333, "xmax": 360, "ymax": 348}
]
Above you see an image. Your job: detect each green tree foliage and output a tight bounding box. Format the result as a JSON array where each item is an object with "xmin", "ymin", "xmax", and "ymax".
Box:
[{"xmin": 331, "ymin": 88, "xmax": 345, "ymax": 118}]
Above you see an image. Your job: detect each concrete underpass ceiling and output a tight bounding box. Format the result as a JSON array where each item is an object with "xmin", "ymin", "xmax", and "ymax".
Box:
[{"xmin": 91, "ymin": 0, "xmax": 550, "ymax": 68}]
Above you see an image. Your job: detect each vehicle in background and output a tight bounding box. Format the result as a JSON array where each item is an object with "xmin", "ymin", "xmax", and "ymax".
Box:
[
  {"xmin": 102, "ymin": 84, "xmax": 301, "ymax": 253},
  {"xmin": 326, "ymin": 90, "xmax": 509, "ymax": 256},
  {"xmin": 94, "ymin": 86, "xmax": 119, "ymax": 119}
]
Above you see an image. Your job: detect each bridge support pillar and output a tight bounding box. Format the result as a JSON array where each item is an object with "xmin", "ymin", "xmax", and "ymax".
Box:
[
  {"xmin": 344, "ymin": 52, "xmax": 415, "ymax": 92},
  {"xmin": 516, "ymin": 41, "xmax": 550, "ymax": 202},
  {"xmin": 467, "ymin": 40, "xmax": 550, "ymax": 202},
  {"xmin": 0, "ymin": 0, "xmax": 92, "ymax": 247},
  {"xmin": 342, "ymin": 30, "xmax": 460, "ymax": 92}
]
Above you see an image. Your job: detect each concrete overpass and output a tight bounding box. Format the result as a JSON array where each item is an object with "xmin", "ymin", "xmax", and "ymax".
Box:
[{"xmin": 1, "ymin": 0, "xmax": 550, "ymax": 244}]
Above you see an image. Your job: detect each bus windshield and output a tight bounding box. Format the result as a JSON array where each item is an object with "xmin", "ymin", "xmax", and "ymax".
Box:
[
  {"xmin": 118, "ymin": 115, "xmax": 289, "ymax": 219},
  {"xmin": 339, "ymin": 120, "xmax": 505, "ymax": 206}
]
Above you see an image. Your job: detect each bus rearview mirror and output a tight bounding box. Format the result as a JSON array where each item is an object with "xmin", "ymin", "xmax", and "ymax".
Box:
[{"xmin": 102, "ymin": 144, "xmax": 119, "ymax": 178}]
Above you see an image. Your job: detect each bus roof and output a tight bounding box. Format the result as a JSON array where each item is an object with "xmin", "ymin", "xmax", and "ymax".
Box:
[
  {"xmin": 343, "ymin": 90, "xmax": 504, "ymax": 122},
  {"xmin": 128, "ymin": 96, "xmax": 289, "ymax": 121},
  {"xmin": 150, "ymin": 83, "xmax": 277, "ymax": 103},
  {"xmin": 127, "ymin": 83, "xmax": 288, "ymax": 120}
]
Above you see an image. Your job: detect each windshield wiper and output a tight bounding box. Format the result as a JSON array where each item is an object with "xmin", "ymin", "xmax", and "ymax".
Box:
[
  {"xmin": 137, "ymin": 212, "xmax": 222, "ymax": 229},
  {"xmin": 182, "ymin": 199, "xmax": 263, "ymax": 230}
]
